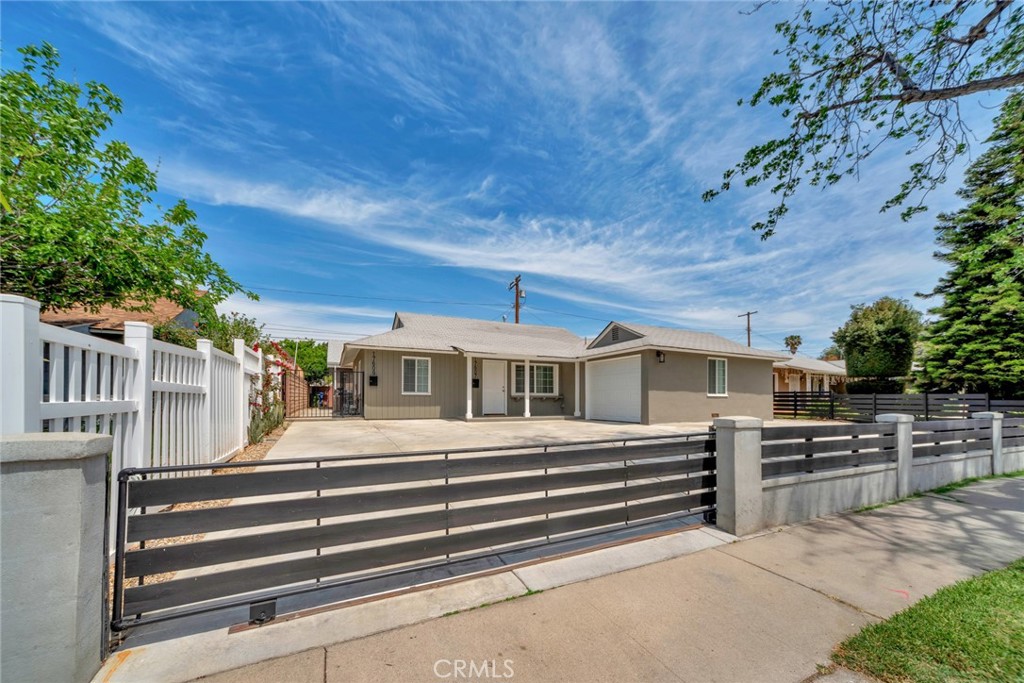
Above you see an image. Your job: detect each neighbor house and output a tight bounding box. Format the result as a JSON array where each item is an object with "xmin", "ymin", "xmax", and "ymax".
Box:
[
  {"xmin": 772, "ymin": 354, "xmax": 847, "ymax": 393},
  {"xmin": 327, "ymin": 312, "xmax": 787, "ymax": 424},
  {"xmin": 39, "ymin": 296, "xmax": 201, "ymax": 343}
]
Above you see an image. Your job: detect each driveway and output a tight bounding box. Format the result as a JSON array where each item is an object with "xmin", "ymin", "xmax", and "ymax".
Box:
[{"xmin": 265, "ymin": 417, "xmax": 835, "ymax": 460}]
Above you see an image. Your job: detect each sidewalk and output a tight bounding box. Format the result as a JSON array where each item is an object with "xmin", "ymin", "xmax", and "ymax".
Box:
[{"xmin": 101, "ymin": 477, "xmax": 1024, "ymax": 683}]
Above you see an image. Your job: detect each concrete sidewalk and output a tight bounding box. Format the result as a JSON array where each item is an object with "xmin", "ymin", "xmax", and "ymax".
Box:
[{"xmin": 100, "ymin": 477, "xmax": 1024, "ymax": 683}]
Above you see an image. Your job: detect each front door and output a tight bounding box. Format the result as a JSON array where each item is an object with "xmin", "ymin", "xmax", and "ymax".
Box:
[{"xmin": 482, "ymin": 360, "xmax": 507, "ymax": 415}]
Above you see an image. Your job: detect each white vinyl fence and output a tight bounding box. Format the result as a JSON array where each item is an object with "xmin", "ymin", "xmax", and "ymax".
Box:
[{"xmin": 1, "ymin": 295, "xmax": 265, "ymax": 548}]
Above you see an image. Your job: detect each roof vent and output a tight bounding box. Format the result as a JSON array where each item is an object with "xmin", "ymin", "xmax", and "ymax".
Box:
[{"xmin": 611, "ymin": 327, "xmax": 620, "ymax": 342}]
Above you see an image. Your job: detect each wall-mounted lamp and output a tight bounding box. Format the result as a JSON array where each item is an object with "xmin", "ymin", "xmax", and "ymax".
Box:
[{"xmin": 656, "ymin": 350, "xmax": 666, "ymax": 364}]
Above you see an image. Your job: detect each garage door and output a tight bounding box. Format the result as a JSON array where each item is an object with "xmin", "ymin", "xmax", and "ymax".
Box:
[{"xmin": 587, "ymin": 355, "xmax": 642, "ymax": 423}]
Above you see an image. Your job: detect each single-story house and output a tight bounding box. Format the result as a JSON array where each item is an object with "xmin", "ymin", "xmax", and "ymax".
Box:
[
  {"xmin": 327, "ymin": 312, "xmax": 788, "ymax": 424},
  {"xmin": 772, "ymin": 354, "xmax": 847, "ymax": 393}
]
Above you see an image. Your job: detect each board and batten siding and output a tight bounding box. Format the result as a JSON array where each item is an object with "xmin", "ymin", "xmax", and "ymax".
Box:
[
  {"xmin": 644, "ymin": 350, "xmax": 773, "ymax": 423},
  {"xmin": 360, "ymin": 350, "xmax": 466, "ymax": 419}
]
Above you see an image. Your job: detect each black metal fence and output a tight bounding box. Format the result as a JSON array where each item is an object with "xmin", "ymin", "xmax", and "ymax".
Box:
[
  {"xmin": 111, "ymin": 432, "xmax": 716, "ymax": 632},
  {"xmin": 773, "ymin": 392, "xmax": 1024, "ymax": 422}
]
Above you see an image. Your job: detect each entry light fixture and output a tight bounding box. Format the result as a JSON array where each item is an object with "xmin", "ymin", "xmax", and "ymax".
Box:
[{"xmin": 656, "ymin": 350, "xmax": 666, "ymax": 363}]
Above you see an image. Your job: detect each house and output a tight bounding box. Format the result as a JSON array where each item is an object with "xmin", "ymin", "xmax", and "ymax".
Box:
[
  {"xmin": 39, "ymin": 297, "xmax": 201, "ymax": 343},
  {"xmin": 327, "ymin": 312, "xmax": 788, "ymax": 424},
  {"xmin": 772, "ymin": 354, "xmax": 847, "ymax": 393}
]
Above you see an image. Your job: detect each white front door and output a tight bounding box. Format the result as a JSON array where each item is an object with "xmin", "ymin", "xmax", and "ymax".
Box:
[{"xmin": 482, "ymin": 360, "xmax": 507, "ymax": 415}]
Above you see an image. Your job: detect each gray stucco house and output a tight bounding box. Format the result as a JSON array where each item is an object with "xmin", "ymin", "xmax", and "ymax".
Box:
[{"xmin": 327, "ymin": 312, "xmax": 787, "ymax": 424}]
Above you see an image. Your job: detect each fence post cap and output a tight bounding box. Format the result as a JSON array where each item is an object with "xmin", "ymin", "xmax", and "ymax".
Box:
[
  {"xmin": 1, "ymin": 433, "xmax": 113, "ymax": 463},
  {"xmin": 0, "ymin": 293, "xmax": 41, "ymax": 309},
  {"xmin": 875, "ymin": 413, "xmax": 914, "ymax": 423},
  {"xmin": 713, "ymin": 416, "xmax": 763, "ymax": 429},
  {"xmin": 972, "ymin": 411, "xmax": 1003, "ymax": 419}
]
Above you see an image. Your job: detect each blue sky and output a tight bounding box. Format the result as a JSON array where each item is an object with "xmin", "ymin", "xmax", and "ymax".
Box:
[{"xmin": 3, "ymin": 2, "xmax": 1008, "ymax": 354}]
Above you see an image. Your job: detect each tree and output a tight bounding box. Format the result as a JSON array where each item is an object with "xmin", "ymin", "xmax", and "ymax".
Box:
[
  {"xmin": 0, "ymin": 43, "xmax": 249, "ymax": 317},
  {"xmin": 277, "ymin": 339, "xmax": 328, "ymax": 384},
  {"xmin": 832, "ymin": 297, "xmax": 923, "ymax": 392},
  {"xmin": 818, "ymin": 344, "xmax": 843, "ymax": 360},
  {"xmin": 153, "ymin": 311, "xmax": 266, "ymax": 355},
  {"xmin": 784, "ymin": 335, "xmax": 803, "ymax": 354},
  {"xmin": 916, "ymin": 92, "xmax": 1024, "ymax": 398},
  {"xmin": 703, "ymin": 2, "xmax": 1024, "ymax": 238}
]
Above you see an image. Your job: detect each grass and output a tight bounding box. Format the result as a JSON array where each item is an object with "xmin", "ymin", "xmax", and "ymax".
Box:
[{"xmin": 834, "ymin": 558, "xmax": 1024, "ymax": 683}]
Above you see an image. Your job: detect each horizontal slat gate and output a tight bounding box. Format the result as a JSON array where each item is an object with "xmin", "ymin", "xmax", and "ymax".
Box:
[{"xmin": 113, "ymin": 434, "xmax": 716, "ymax": 629}]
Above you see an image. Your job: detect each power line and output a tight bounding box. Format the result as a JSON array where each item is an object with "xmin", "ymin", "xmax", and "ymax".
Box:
[{"xmin": 247, "ymin": 285, "xmax": 507, "ymax": 308}]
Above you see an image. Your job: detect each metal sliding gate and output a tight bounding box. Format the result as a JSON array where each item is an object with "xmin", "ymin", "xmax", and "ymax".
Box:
[{"xmin": 111, "ymin": 432, "xmax": 715, "ymax": 635}]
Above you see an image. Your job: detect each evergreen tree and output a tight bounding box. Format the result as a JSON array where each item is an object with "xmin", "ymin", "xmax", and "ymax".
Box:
[{"xmin": 917, "ymin": 92, "xmax": 1024, "ymax": 399}]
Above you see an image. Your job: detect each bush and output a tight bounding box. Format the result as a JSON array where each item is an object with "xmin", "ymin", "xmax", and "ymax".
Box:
[{"xmin": 847, "ymin": 379, "xmax": 905, "ymax": 394}]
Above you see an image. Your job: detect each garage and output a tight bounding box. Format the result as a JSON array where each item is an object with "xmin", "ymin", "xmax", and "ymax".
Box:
[{"xmin": 586, "ymin": 355, "xmax": 642, "ymax": 423}]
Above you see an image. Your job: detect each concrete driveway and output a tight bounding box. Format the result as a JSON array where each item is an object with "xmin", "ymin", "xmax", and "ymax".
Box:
[{"xmin": 265, "ymin": 417, "xmax": 832, "ymax": 460}]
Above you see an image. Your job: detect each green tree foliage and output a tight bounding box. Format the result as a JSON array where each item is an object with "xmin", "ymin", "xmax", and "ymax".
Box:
[
  {"xmin": 0, "ymin": 43, "xmax": 249, "ymax": 316},
  {"xmin": 277, "ymin": 339, "xmax": 328, "ymax": 384},
  {"xmin": 818, "ymin": 344, "xmax": 843, "ymax": 360},
  {"xmin": 704, "ymin": 2, "xmax": 1024, "ymax": 237},
  {"xmin": 917, "ymin": 92, "xmax": 1024, "ymax": 399},
  {"xmin": 153, "ymin": 312, "xmax": 265, "ymax": 355},
  {"xmin": 784, "ymin": 335, "xmax": 803, "ymax": 354},
  {"xmin": 832, "ymin": 297, "xmax": 923, "ymax": 387}
]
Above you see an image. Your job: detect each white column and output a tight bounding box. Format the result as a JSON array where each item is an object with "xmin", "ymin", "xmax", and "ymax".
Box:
[
  {"xmin": 573, "ymin": 361, "xmax": 581, "ymax": 417},
  {"xmin": 877, "ymin": 413, "xmax": 914, "ymax": 498},
  {"xmin": 123, "ymin": 322, "xmax": 154, "ymax": 469},
  {"xmin": 0, "ymin": 295, "xmax": 42, "ymax": 434},
  {"xmin": 2, "ymin": 433, "xmax": 113, "ymax": 683},
  {"xmin": 973, "ymin": 412, "xmax": 1004, "ymax": 475},
  {"xmin": 233, "ymin": 339, "xmax": 247, "ymax": 451},
  {"xmin": 713, "ymin": 416, "xmax": 764, "ymax": 536},
  {"xmin": 196, "ymin": 339, "xmax": 213, "ymax": 460},
  {"xmin": 465, "ymin": 354, "xmax": 473, "ymax": 420},
  {"xmin": 524, "ymin": 358, "xmax": 531, "ymax": 418}
]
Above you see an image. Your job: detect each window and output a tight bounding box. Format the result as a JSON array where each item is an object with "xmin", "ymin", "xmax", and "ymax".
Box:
[
  {"xmin": 402, "ymin": 357, "xmax": 430, "ymax": 395},
  {"xmin": 707, "ymin": 358, "xmax": 727, "ymax": 396},
  {"xmin": 513, "ymin": 363, "xmax": 557, "ymax": 396}
]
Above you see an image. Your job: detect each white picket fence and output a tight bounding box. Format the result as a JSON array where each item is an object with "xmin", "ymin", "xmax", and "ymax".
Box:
[{"xmin": 1, "ymin": 295, "xmax": 265, "ymax": 548}]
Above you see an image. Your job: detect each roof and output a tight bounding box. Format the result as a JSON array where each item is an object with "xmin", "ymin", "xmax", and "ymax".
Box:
[
  {"xmin": 335, "ymin": 312, "xmax": 586, "ymax": 366},
  {"xmin": 333, "ymin": 313, "xmax": 788, "ymax": 367},
  {"xmin": 773, "ymin": 354, "xmax": 848, "ymax": 376},
  {"xmin": 585, "ymin": 322, "xmax": 788, "ymax": 361},
  {"xmin": 40, "ymin": 297, "xmax": 195, "ymax": 333}
]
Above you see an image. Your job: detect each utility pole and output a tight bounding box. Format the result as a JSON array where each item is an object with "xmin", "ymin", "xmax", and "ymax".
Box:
[
  {"xmin": 737, "ymin": 310, "xmax": 758, "ymax": 347},
  {"xmin": 508, "ymin": 275, "xmax": 524, "ymax": 324}
]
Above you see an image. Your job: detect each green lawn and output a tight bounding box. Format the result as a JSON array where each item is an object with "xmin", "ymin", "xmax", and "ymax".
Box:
[{"xmin": 834, "ymin": 558, "xmax": 1024, "ymax": 683}]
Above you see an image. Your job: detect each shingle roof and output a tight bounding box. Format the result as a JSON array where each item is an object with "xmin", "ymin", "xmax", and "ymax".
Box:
[
  {"xmin": 40, "ymin": 297, "xmax": 193, "ymax": 332},
  {"xmin": 336, "ymin": 312, "xmax": 586, "ymax": 365},
  {"xmin": 773, "ymin": 354, "xmax": 848, "ymax": 375},
  {"xmin": 585, "ymin": 322, "xmax": 788, "ymax": 361}
]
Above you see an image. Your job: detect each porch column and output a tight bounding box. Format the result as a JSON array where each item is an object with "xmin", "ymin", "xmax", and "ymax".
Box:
[
  {"xmin": 524, "ymin": 358, "xmax": 531, "ymax": 418},
  {"xmin": 573, "ymin": 361, "xmax": 581, "ymax": 417},
  {"xmin": 465, "ymin": 354, "xmax": 473, "ymax": 420}
]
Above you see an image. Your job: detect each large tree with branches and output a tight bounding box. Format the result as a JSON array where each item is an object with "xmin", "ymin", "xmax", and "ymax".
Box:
[{"xmin": 704, "ymin": 1, "xmax": 1023, "ymax": 238}]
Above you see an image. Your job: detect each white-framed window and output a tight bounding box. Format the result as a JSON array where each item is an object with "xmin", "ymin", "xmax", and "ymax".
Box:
[
  {"xmin": 402, "ymin": 356, "xmax": 431, "ymax": 395},
  {"xmin": 707, "ymin": 358, "xmax": 727, "ymax": 396},
  {"xmin": 513, "ymin": 363, "xmax": 558, "ymax": 396}
]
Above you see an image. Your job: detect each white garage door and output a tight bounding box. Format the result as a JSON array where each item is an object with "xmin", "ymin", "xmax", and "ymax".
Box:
[{"xmin": 587, "ymin": 355, "xmax": 642, "ymax": 423}]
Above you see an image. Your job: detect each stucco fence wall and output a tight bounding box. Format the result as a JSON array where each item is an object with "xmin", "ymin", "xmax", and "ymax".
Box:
[
  {"xmin": 762, "ymin": 445, "xmax": 1024, "ymax": 527},
  {"xmin": 714, "ymin": 412, "xmax": 1021, "ymax": 536}
]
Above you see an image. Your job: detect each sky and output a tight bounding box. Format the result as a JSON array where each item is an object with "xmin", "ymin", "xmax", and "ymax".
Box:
[{"xmin": 2, "ymin": 2, "xmax": 1010, "ymax": 355}]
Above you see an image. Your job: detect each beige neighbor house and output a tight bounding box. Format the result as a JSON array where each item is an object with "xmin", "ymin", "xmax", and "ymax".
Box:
[
  {"xmin": 772, "ymin": 354, "xmax": 847, "ymax": 393},
  {"xmin": 327, "ymin": 312, "xmax": 787, "ymax": 424}
]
